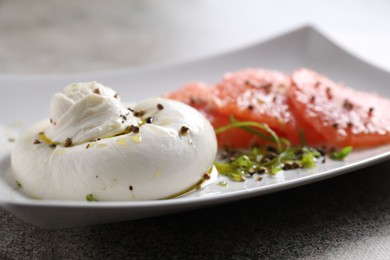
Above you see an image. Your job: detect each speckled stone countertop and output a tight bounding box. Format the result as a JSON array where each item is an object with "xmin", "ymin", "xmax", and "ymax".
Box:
[{"xmin": 2, "ymin": 0, "xmax": 390, "ymax": 259}]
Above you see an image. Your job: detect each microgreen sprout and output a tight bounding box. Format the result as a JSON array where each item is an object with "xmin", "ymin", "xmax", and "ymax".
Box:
[
  {"xmin": 214, "ymin": 118, "xmax": 352, "ymax": 182},
  {"xmin": 330, "ymin": 146, "xmax": 353, "ymax": 160},
  {"xmin": 86, "ymin": 194, "xmax": 97, "ymax": 202}
]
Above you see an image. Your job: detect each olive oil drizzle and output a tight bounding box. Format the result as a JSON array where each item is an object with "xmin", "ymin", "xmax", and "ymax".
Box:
[{"xmin": 162, "ymin": 167, "xmax": 213, "ymax": 199}]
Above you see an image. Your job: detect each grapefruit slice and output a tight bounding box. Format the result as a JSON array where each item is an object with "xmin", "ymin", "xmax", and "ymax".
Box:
[
  {"xmin": 290, "ymin": 68, "xmax": 390, "ymax": 148},
  {"xmin": 212, "ymin": 69, "xmax": 326, "ymax": 146}
]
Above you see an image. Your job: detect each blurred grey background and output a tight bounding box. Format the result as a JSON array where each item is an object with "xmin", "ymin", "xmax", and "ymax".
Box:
[{"xmin": 1, "ymin": 0, "xmax": 390, "ymax": 74}]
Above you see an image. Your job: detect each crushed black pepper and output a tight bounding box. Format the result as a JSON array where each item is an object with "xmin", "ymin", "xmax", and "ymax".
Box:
[
  {"xmin": 157, "ymin": 103, "xmax": 164, "ymax": 110},
  {"xmin": 247, "ymin": 104, "xmax": 254, "ymax": 110},
  {"xmin": 125, "ymin": 125, "xmax": 134, "ymax": 132},
  {"xmin": 129, "ymin": 185, "xmax": 133, "ymax": 191},
  {"xmin": 180, "ymin": 126, "xmax": 190, "ymax": 136},
  {"xmin": 282, "ymin": 162, "xmax": 301, "ymax": 170},
  {"xmin": 132, "ymin": 126, "xmax": 140, "ymax": 133},
  {"xmin": 325, "ymin": 87, "xmax": 333, "ymax": 99},
  {"xmin": 343, "ymin": 99, "xmax": 354, "ymax": 110},
  {"xmin": 93, "ymin": 88, "xmax": 101, "ymax": 95},
  {"xmin": 145, "ymin": 117, "xmax": 154, "ymax": 124},
  {"xmin": 33, "ymin": 139, "xmax": 41, "ymax": 144},
  {"xmin": 332, "ymin": 123, "xmax": 339, "ymax": 129},
  {"xmin": 244, "ymin": 80, "xmax": 253, "ymax": 88},
  {"xmin": 114, "ymin": 93, "xmax": 119, "ymax": 99},
  {"xmin": 49, "ymin": 144, "xmax": 57, "ymax": 149},
  {"xmin": 133, "ymin": 110, "xmax": 145, "ymax": 117},
  {"xmin": 189, "ymin": 96, "xmax": 205, "ymax": 105},
  {"xmin": 64, "ymin": 138, "xmax": 72, "ymax": 147},
  {"xmin": 368, "ymin": 107, "xmax": 374, "ymax": 116},
  {"xmin": 203, "ymin": 173, "xmax": 210, "ymax": 180},
  {"xmin": 262, "ymin": 83, "xmax": 272, "ymax": 93}
]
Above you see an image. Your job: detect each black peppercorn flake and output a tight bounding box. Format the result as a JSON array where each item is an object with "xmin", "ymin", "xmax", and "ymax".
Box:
[
  {"xmin": 189, "ymin": 96, "xmax": 196, "ymax": 104},
  {"xmin": 368, "ymin": 107, "xmax": 374, "ymax": 116},
  {"xmin": 343, "ymin": 99, "xmax": 354, "ymax": 110},
  {"xmin": 157, "ymin": 103, "xmax": 164, "ymax": 110},
  {"xmin": 180, "ymin": 126, "xmax": 190, "ymax": 136},
  {"xmin": 93, "ymin": 88, "xmax": 101, "ymax": 95},
  {"xmin": 145, "ymin": 117, "xmax": 154, "ymax": 124},
  {"xmin": 133, "ymin": 110, "xmax": 145, "ymax": 117},
  {"xmin": 64, "ymin": 138, "xmax": 72, "ymax": 147},
  {"xmin": 244, "ymin": 80, "xmax": 253, "ymax": 88},
  {"xmin": 132, "ymin": 126, "xmax": 140, "ymax": 133},
  {"xmin": 203, "ymin": 173, "xmax": 211, "ymax": 180},
  {"xmin": 33, "ymin": 139, "xmax": 41, "ymax": 144},
  {"xmin": 125, "ymin": 125, "xmax": 134, "ymax": 132},
  {"xmin": 129, "ymin": 185, "xmax": 133, "ymax": 191},
  {"xmin": 325, "ymin": 87, "xmax": 333, "ymax": 99},
  {"xmin": 49, "ymin": 144, "xmax": 57, "ymax": 149}
]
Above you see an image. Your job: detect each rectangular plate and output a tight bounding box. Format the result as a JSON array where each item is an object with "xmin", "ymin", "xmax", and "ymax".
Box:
[{"xmin": 1, "ymin": 25, "xmax": 390, "ymax": 229}]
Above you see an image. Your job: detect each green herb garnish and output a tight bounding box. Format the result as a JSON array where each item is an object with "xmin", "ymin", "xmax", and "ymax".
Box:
[
  {"xmin": 216, "ymin": 116, "xmax": 283, "ymax": 152},
  {"xmin": 15, "ymin": 180, "xmax": 22, "ymax": 188},
  {"xmin": 214, "ymin": 118, "xmax": 352, "ymax": 182},
  {"xmin": 218, "ymin": 181, "xmax": 228, "ymax": 187},
  {"xmin": 301, "ymin": 152, "xmax": 316, "ymax": 168},
  {"xmin": 299, "ymin": 128, "xmax": 307, "ymax": 147},
  {"xmin": 330, "ymin": 146, "xmax": 353, "ymax": 160},
  {"xmin": 86, "ymin": 194, "xmax": 97, "ymax": 202}
]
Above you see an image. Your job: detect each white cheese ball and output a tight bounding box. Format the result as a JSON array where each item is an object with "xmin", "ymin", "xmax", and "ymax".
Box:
[{"xmin": 11, "ymin": 83, "xmax": 217, "ymax": 201}]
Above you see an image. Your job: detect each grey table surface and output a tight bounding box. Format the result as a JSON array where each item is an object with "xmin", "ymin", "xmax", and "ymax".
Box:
[{"xmin": 2, "ymin": 0, "xmax": 390, "ymax": 259}]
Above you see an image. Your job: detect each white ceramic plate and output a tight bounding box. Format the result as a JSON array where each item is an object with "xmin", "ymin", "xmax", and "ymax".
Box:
[{"xmin": 1, "ymin": 25, "xmax": 390, "ymax": 229}]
